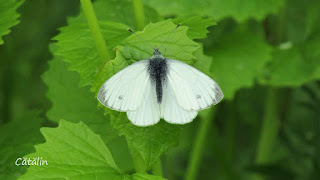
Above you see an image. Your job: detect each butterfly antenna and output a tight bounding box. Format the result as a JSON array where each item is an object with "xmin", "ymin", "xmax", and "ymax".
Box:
[
  {"xmin": 127, "ymin": 28, "xmax": 154, "ymax": 49},
  {"xmin": 158, "ymin": 23, "xmax": 181, "ymax": 50}
]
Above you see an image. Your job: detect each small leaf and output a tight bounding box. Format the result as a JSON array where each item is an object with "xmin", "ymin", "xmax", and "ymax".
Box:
[{"xmin": 0, "ymin": 0, "xmax": 24, "ymax": 44}]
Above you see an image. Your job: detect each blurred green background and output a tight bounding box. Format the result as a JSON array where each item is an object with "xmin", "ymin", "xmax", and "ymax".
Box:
[{"xmin": 0, "ymin": 0, "xmax": 320, "ymax": 179}]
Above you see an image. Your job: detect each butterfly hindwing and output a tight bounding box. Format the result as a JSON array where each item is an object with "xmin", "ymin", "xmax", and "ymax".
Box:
[
  {"xmin": 97, "ymin": 60, "xmax": 150, "ymax": 111},
  {"xmin": 166, "ymin": 59, "xmax": 224, "ymax": 111},
  {"xmin": 127, "ymin": 80, "xmax": 160, "ymax": 126},
  {"xmin": 160, "ymin": 79, "xmax": 198, "ymax": 124}
]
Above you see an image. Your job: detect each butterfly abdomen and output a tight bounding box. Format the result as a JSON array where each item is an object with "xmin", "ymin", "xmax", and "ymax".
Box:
[{"xmin": 148, "ymin": 57, "xmax": 168, "ymax": 104}]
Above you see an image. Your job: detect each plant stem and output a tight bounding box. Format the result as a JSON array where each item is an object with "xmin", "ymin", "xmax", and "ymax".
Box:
[
  {"xmin": 132, "ymin": 0, "xmax": 145, "ymax": 30},
  {"xmin": 185, "ymin": 109, "xmax": 217, "ymax": 180},
  {"xmin": 225, "ymin": 101, "xmax": 236, "ymax": 164},
  {"xmin": 252, "ymin": 88, "xmax": 280, "ymax": 180},
  {"xmin": 127, "ymin": 139, "xmax": 146, "ymax": 173},
  {"xmin": 80, "ymin": 0, "xmax": 110, "ymax": 60},
  {"xmin": 152, "ymin": 159, "xmax": 163, "ymax": 177},
  {"xmin": 221, "ymin": 100, "xmax": 237, "ymax": 179}
]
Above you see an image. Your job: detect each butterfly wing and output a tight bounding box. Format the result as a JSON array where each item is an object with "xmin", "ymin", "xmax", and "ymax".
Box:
[
  {"xmin": 127, "ymin": 81, "xmax": 160, "ymax": 126},
  {"xmin": 165, "ymin": 59, "xmax": 223, "ymax": 111},
  {"xmin": 161, "ymin": 79, "xmax": 198, "ymax": 124},
  {"xmin": 97, "ymin": 60, "xmax": 150, "ymax": 111}
]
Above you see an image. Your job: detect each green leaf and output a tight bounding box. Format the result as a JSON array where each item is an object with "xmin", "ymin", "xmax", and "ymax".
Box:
[
  {"xmin": 53, "ymin": 21, "xmax": 130, "ymax": 87},
  {"xmin": 119, "ymin": 19, "xmax": 200, "ymax": 65},
  {"xmin": 0, "ymin": 111, "xmax": 44, "ymax": 180},
  {"xmin": 42, "ymin": 50, "xmax": 118, "ymax": 143},
  {"xmin": 143, "ymin": 0, "xmax": 284, "ymax": 22},
  {"xmin": 173, "ymin": 16, "xmax": 216, "ymax": 40},
  {"xmin": 208, "ymin": 27, "xmax": 273, "ymax": 99},
  {"xmin": 0, "ymin": 0, "xmax": 23, "ymax": 44},
  {"xmin": 18, "ymin": 120, "xmax": 121, "ymax": 179},
  {"xmin": 19, "ymin": 120, "xmax": 165, "ymax": 180}
]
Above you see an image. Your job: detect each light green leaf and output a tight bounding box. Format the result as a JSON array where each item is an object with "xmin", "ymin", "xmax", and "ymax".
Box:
[
  {"xmin": 19, "ymin": 120, "xmax": 165, "ymax": 180},
  {"xmin": 119, "ymin": 19, "xmax": 200, "ymax": 65},
  {"xmin": 144, "ymin": 0, "xmax": 284, "ymax": 22},
  {"xmin": 208, "ymin": 28, "xmax": 273, "ymax": 99},
  {"xmin": 53, "ymin": 22, "xmax": 130, "ymax": 87},
  {"xmin": 173, "ymin": 16, "xmax": 216, "ymax": 40},
  {"xmin": 19, "ymin": 120, "xmax": 122, "ymax": 180},
  {"xmin": 0, "ymin": 0, "xmax": 23, "ymax": 44},
  {"xmin": 42, "ymin": 49, "xmax": 118, "ymax": 143},
  {"xmin": 0, "ymin": 111, "xmax": 44, "ymax": 180}
]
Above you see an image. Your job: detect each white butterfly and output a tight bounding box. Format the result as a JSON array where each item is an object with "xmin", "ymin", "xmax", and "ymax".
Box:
[{"xmin": 97, "ymin": 25, "xmax": 223, "ymax": 127}]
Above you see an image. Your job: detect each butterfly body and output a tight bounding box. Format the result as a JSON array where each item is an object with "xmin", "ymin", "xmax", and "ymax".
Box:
[{"xmin": 148, "ymin": 52, "xmax": 168, "ymax": 103}]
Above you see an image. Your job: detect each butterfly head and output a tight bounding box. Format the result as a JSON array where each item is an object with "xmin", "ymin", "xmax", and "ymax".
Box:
[{"xmin": 152, "ymin": 48, "xmax": 164, "ymax": 59}]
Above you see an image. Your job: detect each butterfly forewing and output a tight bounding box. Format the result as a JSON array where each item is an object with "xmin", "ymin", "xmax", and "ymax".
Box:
[
  {"xmin": 165, "ymin": 59, "xmax": 224, "ymax": 111},
  {"xmin": 97, "ymin": 60, "xmax": 150, "ymax": 111}
]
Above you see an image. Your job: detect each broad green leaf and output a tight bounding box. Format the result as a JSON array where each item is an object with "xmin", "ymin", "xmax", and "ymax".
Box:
[
  {"xmin": 0, "ymin": 111, "xmax": 44, "ymax": 180},
  {"xmin": 118, "ymin": 19, "xmax": 200, "ymax": 65},
  {"xmin": 173, "ymin": 16, "xmax": 216, "ymax": 40},
  {"xmin": 0, "ymin": 0, "xmax": 23, "ymax": 44},
  {"xmin": 42, "ymin": 49, "xmax": 118, "ymax": 143},
  {"xmin": 19, "ymin": 120, "xmax": 165, "ymax": 180},
  {"xmin": 208, "ymin": 28, "xmax": 273, "ymax": 99},
  {"xmin": 53, "ymin": 22, "xmax": 130, "ymax": 87},
  {"xmin": 144, "ymin": 0, "xmax": 284, "ymax": 22}
]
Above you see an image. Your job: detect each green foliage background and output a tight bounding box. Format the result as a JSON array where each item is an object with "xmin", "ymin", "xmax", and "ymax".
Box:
[{"xmin": 0, "ymin": 0, "xmax": 319, "ymax": 179}]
